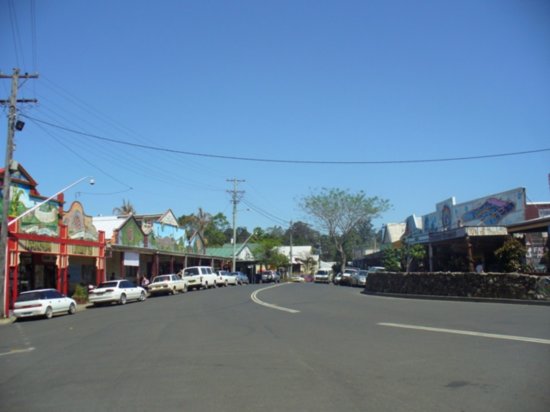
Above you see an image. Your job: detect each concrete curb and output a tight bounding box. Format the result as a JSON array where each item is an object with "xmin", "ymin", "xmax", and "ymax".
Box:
[{"xmin": 362, "ymin": 290, "xmax": 550, "ymax": 306}]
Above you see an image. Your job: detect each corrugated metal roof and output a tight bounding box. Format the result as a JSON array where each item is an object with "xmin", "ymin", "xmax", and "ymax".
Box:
[{"xmin": 92, "ymin": 216, "xmax": 127, "ymax": 239}]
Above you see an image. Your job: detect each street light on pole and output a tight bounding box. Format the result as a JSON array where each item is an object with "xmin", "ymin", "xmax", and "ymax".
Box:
[{"xmin": 0, "ymin": 176, "xmax": 95, "ymax": 318}]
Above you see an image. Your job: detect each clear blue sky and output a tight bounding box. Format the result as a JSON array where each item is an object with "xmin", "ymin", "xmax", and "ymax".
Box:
[{"xmin": 1, "ymin": 0, "xmax": 549, "ymax": 232}]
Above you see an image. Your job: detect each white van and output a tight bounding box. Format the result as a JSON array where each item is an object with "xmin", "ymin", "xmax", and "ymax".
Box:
[{"xmin": 182, "ymin": 266, "xmax": 217, "ymax": 291}]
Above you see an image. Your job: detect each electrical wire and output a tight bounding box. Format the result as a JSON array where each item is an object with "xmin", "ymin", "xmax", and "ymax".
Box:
[
  {"xmin": 242, "ymin": 199, "xmax": 290, "ymax": 226},
  {"xmin": 39, "ymin": 77, "xmax": 229, "ymax": 182},
  {"xmin": 32, "ymin": 120, "xmax": 134, "ymax": 189},
  {"xmin": 22, "ymin": 114, "xmax": 550, "ymax": 165},
  {"xmin": 29, "ymin": 100, "xmax": 224, "ymax": 192},
  {"xmin": 8, "ymin": 0, "xmax": 23, "ymax": 68},
  {"xmin": 30, "ymin": 0, "xmax": 38, "ymax": 72}
]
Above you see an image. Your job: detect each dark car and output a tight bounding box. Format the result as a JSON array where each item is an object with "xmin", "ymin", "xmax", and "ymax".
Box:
[{"xmin": 260, "ymin": 270, "xmax": 280, "ymax": 283}]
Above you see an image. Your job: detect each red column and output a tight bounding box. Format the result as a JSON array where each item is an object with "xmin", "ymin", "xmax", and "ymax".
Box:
[
  {"xmin": 96, "ymin": 231, "xmax": 106, "ymax": 284},
  {"xmin": 59, "ymin": 225, "xmax": 68, "ymax": 295},
  {"xmin": 7, "ymin": 222, "xmax": 18, "ymax": 310},
  {"xmin": 57, "ymin": 194, "xmax": 68, "ymax": 295}
]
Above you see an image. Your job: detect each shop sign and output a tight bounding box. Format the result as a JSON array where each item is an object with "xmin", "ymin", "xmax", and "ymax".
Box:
[
  {"xmin": 68, "ymin": 244, "xmax": 98, "ymax": 256},
  {"xmin": 18, "ymin": 239, "xmax": 59, "ymax": 253},
  {"xmin": 123, "ymin": 252, "xmax": 140, "ymax": 267}
]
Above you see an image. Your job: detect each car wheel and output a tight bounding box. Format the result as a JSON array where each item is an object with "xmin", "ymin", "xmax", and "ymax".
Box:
[
  {"xmin": 139, "ymin": 291, "xmax": 146, "ymax": 301},
  {"xmin": 68, "ymin": 303, "xmax": 76, "ymax": 315},
  {"xmin": 182, "ymin": 284, "xmax": 188, "ymax": 293},
  {"xmin": 119, "ymin": 293, "xmax": 127, "ymax": 305},
  {"xmin": 45, "ymin": 306, "xmax": 53, "ymax": 319}
]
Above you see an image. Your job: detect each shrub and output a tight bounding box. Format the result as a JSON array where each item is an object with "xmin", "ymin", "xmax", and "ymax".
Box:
[
  {"xmin": 71, "ymin": 284, "xmax": 88, "ymax": 304},
  {"xmin": 494, "ymin": 237, "xmax": 526, "ymax": 273}
]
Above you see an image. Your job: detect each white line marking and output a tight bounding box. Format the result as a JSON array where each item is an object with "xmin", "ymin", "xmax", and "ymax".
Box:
[
  {"xmin": 251, "ymin": 284, "xmax": 300, "ymax": 314},
  {"xmin": 378, "ymin": 323, "xmax": 550, "ymax": 345},
  {"xmin": 0, "ymin": 347, "xmax": 36, "ymax": 357}
]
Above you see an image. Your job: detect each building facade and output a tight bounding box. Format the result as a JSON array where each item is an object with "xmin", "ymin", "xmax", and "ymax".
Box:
[{"xmin": 1, "ymin": 165, "xmax": 105, "ymax": 314}]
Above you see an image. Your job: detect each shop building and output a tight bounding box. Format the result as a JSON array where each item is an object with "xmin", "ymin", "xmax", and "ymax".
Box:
[
  {"xmin": 355, "ymin": 188, "xmax": 549, "ymax": 273},
  {"xmin": 403, "ymin": 187, "xmax": 550, "ymax": 272},
  {"xmin": 94, "ymin": 210, "xmax": 226, "ymax": 283},
  {"xmin": 1, "ymin": 165, "xmax": 105, "ymax": 314}
]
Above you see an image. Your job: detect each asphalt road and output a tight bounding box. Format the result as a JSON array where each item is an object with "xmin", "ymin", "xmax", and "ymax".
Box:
[{"xmin": 0, "ymin": 283, "xmax": 549, "ymax": 412}]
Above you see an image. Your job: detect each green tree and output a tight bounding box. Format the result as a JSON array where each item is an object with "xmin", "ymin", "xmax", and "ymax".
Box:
[
  {"xmin": 112, "ymin": 199, "xmax": 136, "ymax": 216},
  {"xmin": 383, "ymin": 247, "xmax": 402, "ymax": 271},
  {"xmin": 178, "ymin": 211, "xmax": 231, "ymax": 247},
  {"xmin": 300, "ymin": 188, "xmax": 390, "ymax": 272},
  {"xmin": 402, "ymin": 243, "xmax": 426, "ymax": 272},
  {"xmin": 204, "ymin": 213, "xmax": 230, "ymax": 246},
  {"xmin": 284, "ymin": 221, "xmax": 321, "ymax": 246},
  {"xmin": 265, "ymin": 226, "xmax": 285, "ymax": 242},
  {"xmin": 494, "ymin": 237, "xmax": 526, "ymax": 273},
  {"xmin": 255, "ymin": 238, "xmax": 287, "ymax": 271}
]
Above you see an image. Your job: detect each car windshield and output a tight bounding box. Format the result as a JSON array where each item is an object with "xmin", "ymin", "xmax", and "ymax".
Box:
[
  {"xmin": 153, "ymin": 276, "xmax": 170, "ymax": 283},
  {"xmin": 16, "ymin": 291, "xmax": 45, "ymax": 302},
  {"xmin": 97, "ymin": 281, "xmax": 118, "ymax": 288}
]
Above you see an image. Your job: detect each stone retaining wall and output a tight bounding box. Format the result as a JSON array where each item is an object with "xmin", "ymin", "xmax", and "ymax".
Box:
[{"xmin": 364, "ymin": 272, "xmax": 550, "ymax": 301}]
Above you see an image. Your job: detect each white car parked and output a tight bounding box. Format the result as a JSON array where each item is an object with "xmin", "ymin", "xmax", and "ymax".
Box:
[
  {"xmin": 182, "ymin": 266, "xmax": 217, "ymax": 290},
  {"xmin": 148, "ymin": 274, "xmax": 188, "ymax": 295},
  {"xmin": 313, "ymin": 269, "xmax": 333, "ymax": 283},
  {"xmin": 217, "ymin": 270, "xmax": 237, "ymax": 286},
  {"xmin": 13, "ymin": 289, "xmax": 77, "ymax": 320},
  {"xmin": 88, "ymin": 279, "xmax": 147, "ymax": 306}
]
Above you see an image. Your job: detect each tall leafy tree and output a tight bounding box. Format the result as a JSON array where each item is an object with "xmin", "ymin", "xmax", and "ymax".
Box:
[
  {"xmin": 301, "ymin": 188, "xmax": 390, "ymax": 272},
  {"xmin": 255, "ymin": 238, "xmax": 288, "ymax": 271},
  {"xmin": 284, "ymin": 221, "xmax": 320, "ymax": 246},
  {"xmin": 112, "ymin": 199, "xmax": 136, "ymax": 216},
  {"xmin": 178, "ymin": 211, "xmax": 231, "ymax": 247},
  {"xmin": 204, "ymin": 213, "xmax": 231, "ymax": 246}
]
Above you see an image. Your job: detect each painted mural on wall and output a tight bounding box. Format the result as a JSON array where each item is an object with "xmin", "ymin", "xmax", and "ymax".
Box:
[
  {"xmin": 420, "ymin": 188, "xmax": 526, "ymax": 233},
  {"xmin": 0, "ymin": 185, "xmax": 60, "ymax": 237},
  {"xmin": 62, "ymin": 201, "xmax": 98, "ymax": 241},
  {"xmin": 117, "ymin": 217, "xmax": 145, "ymax": 248},
  {"xmin": 148, "ymin": 222, "xmax": 187, "ymax": 252}
]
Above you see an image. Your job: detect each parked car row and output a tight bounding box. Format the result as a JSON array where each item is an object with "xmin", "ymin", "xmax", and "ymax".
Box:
[
  {"xmin": 12, "ymin": 266, "xmax": 252, "ymax": 320},
  {"xmin": 328, "ymin": 266, "xmax": 386, "ymax": 287}
]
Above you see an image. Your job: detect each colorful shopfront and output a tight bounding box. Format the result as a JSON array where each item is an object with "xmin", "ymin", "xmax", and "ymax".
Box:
[
  {"xmin": 404, "ymin": 187, "xmax": 549, "ymax": 272},
  {"xmin": 1, "ymin": 165, "xmax": 105, "ymax": 314},
  {"xmin": 94, "ymin": 210, "xmax": 226, "ymax": 283}
]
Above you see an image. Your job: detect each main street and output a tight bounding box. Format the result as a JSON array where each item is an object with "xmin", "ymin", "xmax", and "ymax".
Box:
[{"xmin": 1, "ymin": 284, "xmax": 549, "ymax": 412}]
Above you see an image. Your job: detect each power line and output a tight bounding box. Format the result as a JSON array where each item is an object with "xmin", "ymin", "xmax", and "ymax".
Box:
[
  {"xmin": 22, "ymin": 115, "xmax": 550, "ymax": 165},
  {"xmin": 242, "ymin": 199, "xmax": 290, "ymax": 226},
  {"xmin": 8, "ymin": 0, "xmax": 24, "ymax": 68},
  {"xmin": 32, "ymin": 120, "xmax": 134, "ymax": 189}
]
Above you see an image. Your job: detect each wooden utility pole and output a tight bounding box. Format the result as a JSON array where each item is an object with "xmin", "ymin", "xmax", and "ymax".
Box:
[
  {"xmin": 0, "ymin": 68, "xmax": 38, "ymax": 318},
  {"xmin": 227, "ymin": 178, "xmax": 245, "ymax": 272}
]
